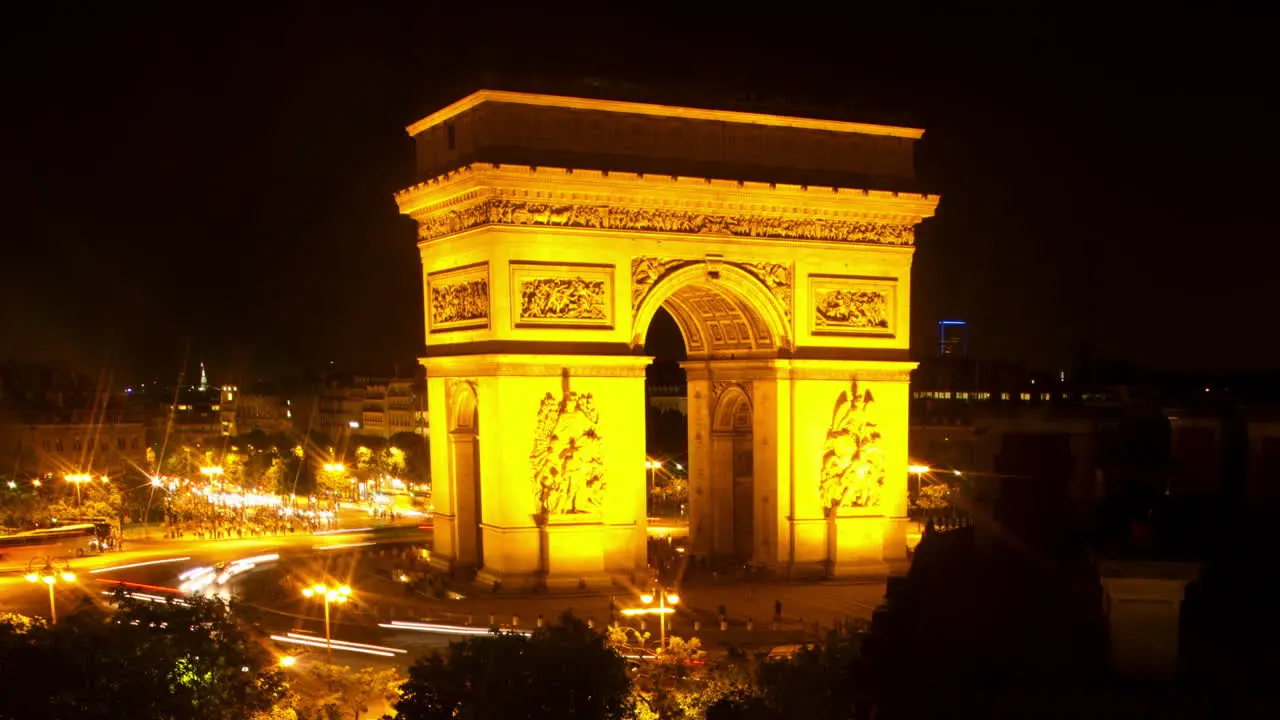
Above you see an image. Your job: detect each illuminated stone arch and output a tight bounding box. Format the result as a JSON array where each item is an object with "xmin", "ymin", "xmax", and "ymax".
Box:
[
  {"xmin": 631, "ymin": 263, "xmax": 793, "ymax": 358},
  {"xmin": 400, "ymin": 90, "xmax": 938, "ymax": 588}
]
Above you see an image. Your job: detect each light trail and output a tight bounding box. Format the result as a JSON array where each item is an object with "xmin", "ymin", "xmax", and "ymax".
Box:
[
  {"xmin": 179, "ymin": 565, "xmax": 214, "ymax": 581},
  {"xmin": 379, "ymin": 620, "xmax": 531, "ymax": 637},
  {"xmin": 89, "ymin": 557, "xmax": 192, "ymax": 574},
  {"xmin": 312, "ymin": 527, "xmax": 373, "ymax": 536},
  {"xmin": 232, "ymin": 553, "xmax": 279, "ymax": 565},
  {"xmin": 96, "ymin": 579, "xmax": 184, "ymax": 594},
  {"xmin": 101, "ymin": 590, "xmax": 188, "ymax": 605},
  {"xmin": 269, "ymin": 634, "xmax": 396, "ymax": 657},
  {"xmin": 313, "ymin": 542, "xmax": 375, "ymax": 551},
  {"xmin": 284, "ymin": 633, "xmax": 407, "ymax": 654}
]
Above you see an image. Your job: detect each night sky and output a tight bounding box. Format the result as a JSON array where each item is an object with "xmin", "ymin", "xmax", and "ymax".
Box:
[{"xmin": 3, "ymin": 5, "xmax": 1276, "ymax": 385}]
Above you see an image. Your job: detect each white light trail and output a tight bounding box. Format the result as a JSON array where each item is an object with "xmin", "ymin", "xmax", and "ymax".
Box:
[
  {"xmin": 269, "ymin": 635, "xmax": 396, "ymax": 657},
  {"xmin": 89, "ymin": 557, "xmax": 192, "ymax": 574},
  {"xmin": 101, "ymin": 591, "xmax": 188, "ymax": 606},
  {"xmin": 232, "ymin": 553, "xmax": 279, "ymax": 565},
  {"xmin": 179, "ymin": 565, "xmax": 214, "ymax": 581},
  {"xmin": 380, "ymin": 620, "xmax": 531, "ymax": 637},
  {"xmin": 312, "ymin": 527, "xmax": 373, "ymax": 536},
  {"xmin": 284, "ymin": 633, "xmax": 407, "ymax": 654}
]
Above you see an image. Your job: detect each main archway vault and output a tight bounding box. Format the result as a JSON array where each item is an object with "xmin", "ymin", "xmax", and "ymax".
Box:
[{"xmin": 396, "ymin": 90, "xmax": 939, "ymax": 590}]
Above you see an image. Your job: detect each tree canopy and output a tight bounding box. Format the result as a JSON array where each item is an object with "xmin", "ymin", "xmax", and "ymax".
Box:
[
  {"xmin": 392, "ymin": 611, "xmax": 635, "ymax": 720},
  {"xmin": 0, "ymin": 592, "xmax": 288, "ymax": 720}
]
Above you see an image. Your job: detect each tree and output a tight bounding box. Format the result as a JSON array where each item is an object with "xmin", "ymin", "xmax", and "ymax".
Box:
[
  {"xmin": 392, "ymin": 611, "xmax": 635, "ymax": 719},
  {"xmin": 294, "ymin": 664, "xmax": 401, "ymax": 719},
  {"xmin": 753, "ymin": 623, "xmax": 870, "ymax": 720},
  {"xmin": 0, "ymin": 592, "xmax": 288, "ymax": 720}
]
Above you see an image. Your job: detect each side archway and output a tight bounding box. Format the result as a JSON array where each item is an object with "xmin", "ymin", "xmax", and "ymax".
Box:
[
  {"xmin": 446, "ymin": 380, "xmax": 482, "ymax": 572},
  {"xmin": 710, "ymin": 385, "xmax": 755, "ymax": 560}
]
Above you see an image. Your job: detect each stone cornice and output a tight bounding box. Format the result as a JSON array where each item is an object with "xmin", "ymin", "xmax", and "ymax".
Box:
[
  {"xmin": 405, "ymin": 90, "xmax": 925, "ymax": 139},
  {"xmin": 397, "ymin": 164, "xmax": 937, "ymax": 246}
]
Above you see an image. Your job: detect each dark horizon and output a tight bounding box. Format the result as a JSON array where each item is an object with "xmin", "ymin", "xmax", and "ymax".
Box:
[{"xmin": 3, "ymin": 5, "xmax": 1277, "ymax": 385}]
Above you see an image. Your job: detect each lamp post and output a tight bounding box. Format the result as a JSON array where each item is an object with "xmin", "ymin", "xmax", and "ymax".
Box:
[
  {"xmin": 301, "ymin": 583, "xmax": 351, "ymax": 664},
  {"xmin": 622, "ymin": 587, "xmax": 679, "ymax": 652},
  {"xmin": 64, "ymin": 473, "xmax": 92, "ymax": 507},
  {"xmin": 25, "ymin": 557, "xmax": 75, "ymax": 624},
  {"xmin": 644, "ymin": 460, "xmax": 662, "ymax": 516}
]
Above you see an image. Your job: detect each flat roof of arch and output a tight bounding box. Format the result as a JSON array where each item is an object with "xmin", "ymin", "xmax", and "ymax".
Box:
[{"xmin": 405, "ymin": 89, "xmax": 925, "ymax": 140}]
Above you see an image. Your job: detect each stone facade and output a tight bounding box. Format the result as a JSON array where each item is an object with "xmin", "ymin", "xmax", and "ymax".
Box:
[{"xmin": 399, "ymin": 90, "xmax": 938, "ymax": 588}]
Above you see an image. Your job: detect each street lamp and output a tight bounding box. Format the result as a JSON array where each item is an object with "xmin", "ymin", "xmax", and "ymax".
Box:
[
  {"xmin": 644, "ymin": 460, "xmax": 662, "ymax": 515},
  {"xmin": 64, "ymin": 473, "xmax": 92, "ymax": 507},
  {"xmin": 301, "ymin": 582, "xmax": 351, "ymax": 664},
  {"xmin": 622, "ymin": 587, "xmax": 679, "ymax": 652},
  {"xmin": 25, "ymin": 557, "xmax": 75, "ymax": 624}
]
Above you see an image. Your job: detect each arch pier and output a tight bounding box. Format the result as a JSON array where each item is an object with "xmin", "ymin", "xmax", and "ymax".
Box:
[{"xmin": 397, "ymin": 90, "xmax": 939, "ymax": 590}]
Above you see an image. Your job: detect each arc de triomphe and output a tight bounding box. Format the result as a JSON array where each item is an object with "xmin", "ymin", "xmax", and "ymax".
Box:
[{"xmin": 396, "ymin": 90, "xmax": 938, "ymax": 590}]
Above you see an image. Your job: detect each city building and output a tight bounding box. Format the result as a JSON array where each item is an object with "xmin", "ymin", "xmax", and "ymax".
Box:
[
  {"xmin": 0, "ymin": 421, "xmax": 147, "ymax": 478},
  {"xmin": 0, "ymin": 361, "xmax": 148, "ymax": 478},
  {"xmin": 316, "ymin": 373, "xmax": 424, "ymax": 442},
  {"xmin": 937, "ymin": 320, "xmax": 967, "ymax": 358}
]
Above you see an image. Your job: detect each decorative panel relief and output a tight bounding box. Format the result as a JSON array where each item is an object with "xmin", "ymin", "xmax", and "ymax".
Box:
[
  {"xmin": 530, "ymin": 391, "xmax": 606, "ymax": 517},
  {"xmin": 809, "ymin": 275, "xmax": 896, "ymax": 337},
  {"xmin": 510, "ymin": 262, "xmax": 615, "ymax": 328},
  {"xmin": 427, "ymin": 263, "xmax": 490, "ymax": 333},
  {"xmin": 820, "ymin": 382, "xmax": 886, "ymax": 511}
]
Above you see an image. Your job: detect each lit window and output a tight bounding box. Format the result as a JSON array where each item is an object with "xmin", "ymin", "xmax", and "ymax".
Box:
[
  {"xmin": 1019, "ymin": 393, "xmax": 1030, "ymax": 401},
  {"xmin": 1001, "ymin": 393, "xmax": 1010, "ymax": 401}
]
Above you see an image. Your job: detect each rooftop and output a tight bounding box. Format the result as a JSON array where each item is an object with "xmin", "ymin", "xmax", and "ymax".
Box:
[{"xmin": 406, "ymin": 89, "xmax": 925, "ymax": 139}]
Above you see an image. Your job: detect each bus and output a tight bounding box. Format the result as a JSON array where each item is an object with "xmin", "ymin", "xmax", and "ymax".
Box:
[
  {"xmin": 0, "ymin": 524, "xmax": 103, "ymax": 571},
  {"xmin": 50, "ymin": 516, "xmax": 113, "ymax": 547}
]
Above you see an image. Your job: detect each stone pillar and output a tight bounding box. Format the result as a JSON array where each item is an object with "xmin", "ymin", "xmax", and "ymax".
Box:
[
  {"xmin": 427, "ymin": 354, "xmax": 649, "ymax": 591},
  {"xmin": 1098, "ymin": 560, "xmax": 1201, "ymax": 681}
]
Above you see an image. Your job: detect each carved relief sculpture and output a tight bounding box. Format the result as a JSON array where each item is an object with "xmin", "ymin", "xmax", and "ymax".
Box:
[
  {"xmin": 712, "ymin": 380, "xmax": 754, "ymax": 401},
  {"xmin": 530, "ymin": 391, "xmax": 606, "ymax": 516},
  {"xmin": 421, "ymin": 199, "xmax": 915, "ymax": 247},
  {"xmin": 631, "ymin": 257, "xmax": 689, "ymax": 311},
  {"xmin": 819, "ymin": 383, "xmax": 886, "ymax": 510},
  {"xmin": 429, "ymin": 279, "xmax": 489, "ymax": 328},
  {"xmin": 738, "ymin": 261, "xmax": 793, "ymax": 323},
  {"xmin": 815, "ymin": 289, "xmax": 888, "ymax": 330},
  {"xmin": 519, "ymin": 277, "xmax": 607, "ymax": 321}
]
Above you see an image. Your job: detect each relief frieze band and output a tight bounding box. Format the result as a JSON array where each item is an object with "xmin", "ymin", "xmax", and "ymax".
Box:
[{"xmin": 419, "ymin": 198, "xmax": 915, "ymax": 246}]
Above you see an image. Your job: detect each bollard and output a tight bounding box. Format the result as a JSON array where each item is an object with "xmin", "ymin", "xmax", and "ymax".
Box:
[
  {"xmin": 466, "ymin": 614, "xmax": 473, "ymax": 626},
  {"xmin": 720, "ymin": 618, "xmax": 728, "ymax": 631},
  {"xmin": 747, "ymin": 617, "xmax": 754, "ymax": 632},
  {"xmin": 640, "ymin": 619, "xmax": 647, "ymax": 633},
  {"xmin": 513, "ymin": 614, "xmax": 520, "ymax": 628},
  {"xmin": 693, "ymin": 620, "xmax": 701, "ymax": 632},
  {"xmin": 536, "ymin": 614, "xmax": 544, "ymax": 629},
  {"xmin": 489, "ymin": 614, "xmax": 496, "ymax": 627}
]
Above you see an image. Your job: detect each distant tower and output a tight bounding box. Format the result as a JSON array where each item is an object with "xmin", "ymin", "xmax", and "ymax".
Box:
[
  {"xmin": 198, "ymin": 363, "xmax": 209, "ymax": 391},
  {"xmin": 938, "ymin": 321, "xmax": 968, "ymax": 358}
]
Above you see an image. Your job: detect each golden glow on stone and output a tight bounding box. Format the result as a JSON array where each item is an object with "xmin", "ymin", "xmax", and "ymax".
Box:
[{"xmin": 404, "ymin": 93, "xmax": 938, "ymax": 587}]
